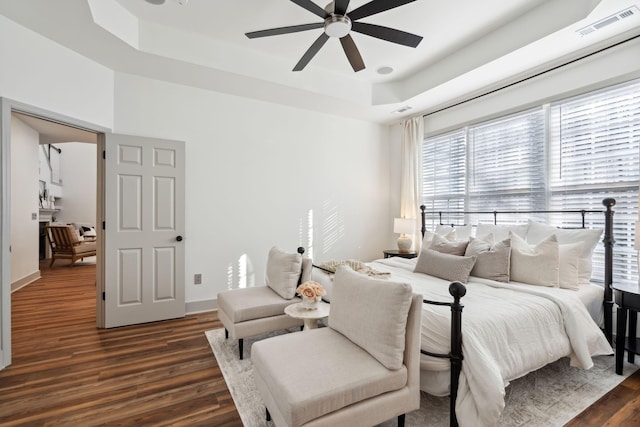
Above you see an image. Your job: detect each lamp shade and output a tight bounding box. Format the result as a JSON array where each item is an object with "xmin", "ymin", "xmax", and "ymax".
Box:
[{"xmin": 394, "ymin": 218, "xmax": 414, "ymax": 235}]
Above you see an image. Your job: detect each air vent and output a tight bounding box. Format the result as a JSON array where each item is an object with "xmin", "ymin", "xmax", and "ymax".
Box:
[
  {"xmin": 392, "ymin": 106, "xmax": 413, "ymax": 114},
  {"xmin": 577, "ymin": 6, "xmax": 639, "ymax": 37}
]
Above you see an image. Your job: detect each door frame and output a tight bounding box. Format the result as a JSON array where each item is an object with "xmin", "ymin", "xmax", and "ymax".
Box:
[{"xmin": 0, "ymin": 98, "xmax": 110, "ymax": 369}]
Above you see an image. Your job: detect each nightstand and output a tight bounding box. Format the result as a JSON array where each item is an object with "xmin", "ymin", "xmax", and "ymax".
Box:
[
  {"xmin": 383, "ymin": 250, "xmax": 417, "ymax": 259},
  {"xmin": 613, "ymin": 282, "xmax": 640, "ymax": 374}
]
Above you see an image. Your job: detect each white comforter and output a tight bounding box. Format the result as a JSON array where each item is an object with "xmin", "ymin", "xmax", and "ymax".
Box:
[{"xmin": 370, "ymin": 257, "xmax": 613, "ymax": 427}]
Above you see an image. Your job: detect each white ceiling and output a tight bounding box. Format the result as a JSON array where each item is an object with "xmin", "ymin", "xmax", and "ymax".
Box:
[{"xmin": 1, "ymin": 0, "xmax": 640, "ymax": 123}]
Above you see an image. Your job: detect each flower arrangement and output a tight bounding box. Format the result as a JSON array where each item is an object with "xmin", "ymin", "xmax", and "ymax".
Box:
[{"xmin": 296, "ymin": 281, "xmax": 326, "ymax": 307}]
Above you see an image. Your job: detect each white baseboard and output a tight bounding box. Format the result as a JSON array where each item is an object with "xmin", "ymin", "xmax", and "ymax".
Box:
[
  {"xmin": 11, "ymin": 270, "xmax": 41, "ymax": 293},
  {"xmin": 186, "ymin": 298, "xmax": 218, "ymax": 315}
]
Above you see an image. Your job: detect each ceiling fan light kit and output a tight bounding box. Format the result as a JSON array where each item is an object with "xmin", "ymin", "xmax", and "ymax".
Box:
[
  {"xmin": 245, "ymin": 0, "xmax": 423, "ymax": 72},
  {"xmin": 325, "ymin": 15, "xmax": 352, "ymax": 38}
]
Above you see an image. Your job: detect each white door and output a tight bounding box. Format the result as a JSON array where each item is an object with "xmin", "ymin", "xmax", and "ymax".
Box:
[{"xmin": 104, "ymin": 134, "xmax": 185, "ymax": 328}]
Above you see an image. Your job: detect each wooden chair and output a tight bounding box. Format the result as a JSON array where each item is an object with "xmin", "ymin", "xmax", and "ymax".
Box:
[{"xmin": 45, "ymin": 225, "xmax": 97, "ymax": 267}]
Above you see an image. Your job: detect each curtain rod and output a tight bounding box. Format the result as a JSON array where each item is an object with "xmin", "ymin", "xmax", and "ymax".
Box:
[{"xmin": 423, "ymin": 33, "xmax": 640, "ymax": 118}]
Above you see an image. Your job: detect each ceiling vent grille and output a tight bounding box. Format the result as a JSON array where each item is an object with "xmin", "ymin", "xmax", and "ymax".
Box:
[{"xmin": 577, "ymin": 6, "xmax": 639, "ymax": 36}]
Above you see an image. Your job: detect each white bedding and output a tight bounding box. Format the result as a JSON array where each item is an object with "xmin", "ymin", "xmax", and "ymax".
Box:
[{"xmin": 366, "ymin": 257, "xmax": 613, "ymax": 427}]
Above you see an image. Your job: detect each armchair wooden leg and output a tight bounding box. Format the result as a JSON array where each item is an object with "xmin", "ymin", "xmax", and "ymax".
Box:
[
  {"xmin": 266, "ymin": 408, "xmax": 271, "ymax": 421},
  {"xmin": 239, "ymin": 339, "xmax": 244, "ymax": 360},
  {"xmin": 224, "ymin": 329, "xmax": 229, "ymax": 339},
  {"xmin": 398, "ymin": 414, "xmax": 405, "ymax": 427}
]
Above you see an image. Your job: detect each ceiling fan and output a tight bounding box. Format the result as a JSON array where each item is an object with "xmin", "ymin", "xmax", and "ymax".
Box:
[{"xmin": 245, "ymin": 0, "xmax": 423, "ymax": 72}]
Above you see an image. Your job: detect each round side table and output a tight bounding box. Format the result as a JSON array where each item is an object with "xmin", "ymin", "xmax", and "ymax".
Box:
[{"xmin": 284, "ymin": 301, "xmax": 330, "ymax": 331}]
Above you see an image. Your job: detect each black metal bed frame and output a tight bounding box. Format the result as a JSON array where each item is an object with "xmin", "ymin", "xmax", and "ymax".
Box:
[{"xmin": 418, "ymin": 198, "xmax": 616, "ymax": 427}]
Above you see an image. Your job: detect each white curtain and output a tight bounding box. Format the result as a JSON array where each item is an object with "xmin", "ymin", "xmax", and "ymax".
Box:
[{"xmin": 400, "ymin": 116, "xmax": 424, "ymax": 252}]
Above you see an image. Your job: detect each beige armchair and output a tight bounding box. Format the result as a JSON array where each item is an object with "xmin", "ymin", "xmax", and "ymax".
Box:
[
  {"xmin": 217, "ymin": 247, "xmax": 311, "ymax": 359},
  {"xmin": 45, "ymin": 224, "xmax": 96, "ymax": 267},
  {"xmin": 251, "ymin": 266, "xmax": 422, "ymax": 427}
]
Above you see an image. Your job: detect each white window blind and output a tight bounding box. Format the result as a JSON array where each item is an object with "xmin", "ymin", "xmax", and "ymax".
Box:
[
  {"xmin": 421, "ymin": 130, "xmax": 466, "ymax": 229},
  {"xmin": 468, "ymin": 108, "xmax": 546, "ymax": 213},
  {"xmin": 422, "ymin": 78, "xmax": 640, "ymax": 284}
]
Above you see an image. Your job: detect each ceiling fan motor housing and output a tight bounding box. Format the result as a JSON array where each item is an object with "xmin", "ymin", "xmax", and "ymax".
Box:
[{"xmin": 324, "ymin": 14, "xmax": 352, "ymax": 38}]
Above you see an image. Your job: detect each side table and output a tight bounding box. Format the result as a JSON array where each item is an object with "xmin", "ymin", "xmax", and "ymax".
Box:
[
  {"xmin": 284, "ymin": 301, "xmax": 330, "ymax": 331},
  {"xmin": 613, "ymin": 282, "xmax": 640, "ymax": 374},
  {"xmin": 383, "ymin": 250, "xmax": 417, "ymax": 259}
]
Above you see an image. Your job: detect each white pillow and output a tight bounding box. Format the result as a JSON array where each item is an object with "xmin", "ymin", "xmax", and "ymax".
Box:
[
  {"xmin": 420, "ymin": 227, "xmax": 457, "ymax": 248},
  {"xmin": 526, "ymin": 221, "xmax": 602, "ymax": 285},
  {"xmin": 477, "ymin": 223, "xmax": 528, "ymax": 242},
  {"xmin": 436, "ymin": 224, "xmax": 472, "ymax": 240},
  {"xmin": 558, "ymin": 242, "xmax": 583, "ymax": 290},
  {"xmin": 265, "ymin": 247, "xmax": 303, "ymax": 299},
  {"xmin": 510, "ymin": 232, "xmax": 559, "ymax": 287},
  {"xmin": 329, "ymin": 266, "xmax": 413, "ymax": 370}
]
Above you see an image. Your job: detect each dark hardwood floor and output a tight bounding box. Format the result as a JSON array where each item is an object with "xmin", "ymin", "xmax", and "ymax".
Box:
[
  {"xmin": 1, "ymin": 258, "xmax": 639, "ymax": 426},
  {"xmin": 0, "ymin": 259, "xmax": 242, "ymax": 426}
]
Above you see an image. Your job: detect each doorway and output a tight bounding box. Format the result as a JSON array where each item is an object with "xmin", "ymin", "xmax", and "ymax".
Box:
[{"xmin": 1, "ymin": 98, "xmax": 109, "ymax": 369}]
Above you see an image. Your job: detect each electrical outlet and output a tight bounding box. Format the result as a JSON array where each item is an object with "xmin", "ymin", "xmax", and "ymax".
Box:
[
  {"xmin": 194, "ymin": 273, "xmax": 202, "ymax": 285},
  {"xmin": 32, "ymin": 212, "xmax": 38, "ymax": 220}
]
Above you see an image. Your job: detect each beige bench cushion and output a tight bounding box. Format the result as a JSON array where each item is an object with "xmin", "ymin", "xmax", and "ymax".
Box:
[
  {"xmin": 74, "ymin": 241, "xmax": 97, "ymax": 255},
  {"xmin": 252, "ymin": 328, "xmax": 407, "ymax": 427},
  {"xmin": 218, "ymin": 286, "xmax": 299, "ymax": 323}
]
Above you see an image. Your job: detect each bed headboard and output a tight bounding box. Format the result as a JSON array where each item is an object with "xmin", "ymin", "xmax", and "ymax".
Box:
[{"xmin": 419, "ymin": 197, "xmax": 616, "ymax": 344}]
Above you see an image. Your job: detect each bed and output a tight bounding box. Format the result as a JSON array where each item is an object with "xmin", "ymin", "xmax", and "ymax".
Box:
[{"xmin": 311, "ymin": 198, "xmax": 616, "ymax": 427}]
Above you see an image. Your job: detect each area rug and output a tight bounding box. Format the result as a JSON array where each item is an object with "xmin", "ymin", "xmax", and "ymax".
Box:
[{"xmin": 205, "ymin": 328, "xmax": 637, "ymax": 426}]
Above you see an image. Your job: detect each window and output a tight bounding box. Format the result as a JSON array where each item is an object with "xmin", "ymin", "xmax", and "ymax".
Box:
[{"xmin": 422, "ymin": 78, "xmax": 640, "ymax": 284}]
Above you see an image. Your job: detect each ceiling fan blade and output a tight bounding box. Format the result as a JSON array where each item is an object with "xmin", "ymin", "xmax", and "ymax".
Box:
[
  {"xmin": 348, "ymin": 0, "xmax": 416, "ymax": 21},
  {"xmin": 352, "ymin": 22, "xmax": 422, "ymax": 47},
  {"xmin": 334, "ymin": 0, "xmax": 350, "ymax": 15},
  {"xmin": 290, "ymin": 0, "xmax": 330, "ymax": 19},
  {"xmin": 340, "ymin": 35, "xmax": 365, "ymax": 72},
  {"xmin": 246, "ymin": 23, "xmax": 324, "ymax": 39},
  {"xmin": 293, "ymin": 33, "xmax": 330, "ymax": 71}
]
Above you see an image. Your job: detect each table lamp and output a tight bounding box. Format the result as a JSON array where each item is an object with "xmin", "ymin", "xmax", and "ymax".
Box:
[{"xmin": 394, "ymin": 218, "xmax": 415, "ymax": 253}]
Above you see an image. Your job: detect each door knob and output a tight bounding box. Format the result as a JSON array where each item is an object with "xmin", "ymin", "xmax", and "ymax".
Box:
[{"xmin": 176, "ymin": 235, "xmax": 183, "ymax": 242}]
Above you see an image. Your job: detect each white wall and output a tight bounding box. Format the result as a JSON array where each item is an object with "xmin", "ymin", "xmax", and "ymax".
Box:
[
  {"xmin": 10, "ymin": 117, "xmax": 39, "ymax": 284},
  {"xmin": 54, "ymin": 142, "xmax": 97, "ymax": 227},
  {"xmin": 0, "ymin": 15, "xmax": 114, "ymax": 128},
  {"xmin": 113, "ymin": 73, "xmax": 389, "ymax": 305}
]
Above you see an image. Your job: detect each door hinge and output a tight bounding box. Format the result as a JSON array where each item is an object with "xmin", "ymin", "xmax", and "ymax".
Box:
[
  {"xmin": 102, "ymin": 150, "xmax": 106, "ymax": 160},
  {"xmin": 102, "ymin": 221, "xmax": 105, "ymax": 230},
  {"xmin": 102, "ymin": 291, "xmax": 105, "ymax": 301}
]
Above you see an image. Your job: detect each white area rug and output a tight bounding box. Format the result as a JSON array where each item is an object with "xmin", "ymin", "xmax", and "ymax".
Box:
[{"xmin": 206, "ymin": 328, "xmax": 637, "ymax": 426}]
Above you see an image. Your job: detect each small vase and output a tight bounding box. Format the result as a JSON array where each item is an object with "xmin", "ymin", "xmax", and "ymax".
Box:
[{"xmin": 301, "ymin": 298, "xmax": 319, "ymax": 310}]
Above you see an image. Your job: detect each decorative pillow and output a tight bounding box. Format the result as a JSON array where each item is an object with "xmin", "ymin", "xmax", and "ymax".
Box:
[
  {"xmin": 476, "ymin": 223, "xmax": 528, "ymax": 242},
  {"xmin": 414, "ymin": 248, "xmax": 477, "ymax": 283},
  {"xmin": 67, "ymin": 225, "xmax": 82, "ymax": 243},
  {"xmin": 329, "ymin": 266, "xmax": 413, "ymax": 370},
  {"xmin": 464, "ymin": 234, "xmax": 511, "ymax": 282},
  {"xmin": 436, "ymin": 224, "xmax": 472, "ymax": 240},
  {"xmin": 429, "ymin": 233, "xmax": 469, "ymax": 256},
  {"xmin": 265, "ymin": 247, "xmax": 303, "ymax": 299},
  {"xmin": 420, "ymin": 227, "xmax": 456, "ymax": 248},
  {"xmin": 558, "ymin": 242, "xmax": 583, "ymax": 290},
  {"xmin": 83, "ymin": 227, "xmax": 97, "ymax": 237},
  {"xmin": 526, "ymin": 221, "xmax": 602, "ymax": 285},
  {"xmin": 510, "ymin": 232, "xmax": 559, "ymax": 287}
]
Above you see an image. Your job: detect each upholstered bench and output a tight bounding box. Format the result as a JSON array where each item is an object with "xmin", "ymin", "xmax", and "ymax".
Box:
[
  {"xmin": 217, "ymin": 247, "xmax": 311, "ymax": 359},
  {"xmin": 252, "ymin": 266, "xmax": 421, "ymax": 427}
]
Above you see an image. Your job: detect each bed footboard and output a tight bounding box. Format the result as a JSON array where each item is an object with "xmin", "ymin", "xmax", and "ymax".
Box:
[{"xmin": 421, "ymin": 281, "xmax": 466, "ymax": 427}]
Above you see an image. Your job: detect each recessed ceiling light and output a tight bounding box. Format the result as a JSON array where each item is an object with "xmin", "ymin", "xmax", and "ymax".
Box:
[
  {"xmin": 377, "ymin": 66, "xmax": 394, "ymax": 75},
  {"xmin": 145, "ymin": 0, "xmax": 166, "ymax": 5}
]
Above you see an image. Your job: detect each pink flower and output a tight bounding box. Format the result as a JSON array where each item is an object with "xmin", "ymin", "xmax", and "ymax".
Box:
[{"xmin": 296, "ymin": 281, "xmax": 326, "ymax": 302}]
